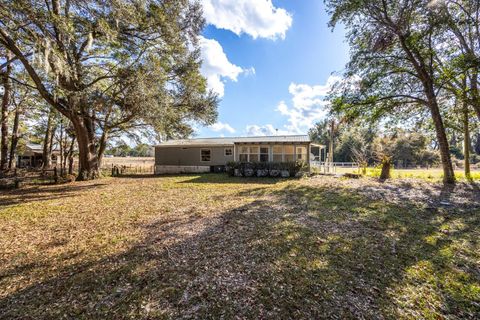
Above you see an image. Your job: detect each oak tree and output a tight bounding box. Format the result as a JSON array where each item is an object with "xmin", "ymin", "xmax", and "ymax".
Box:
[{"xmin": 0, "ymin": 0, "xmax": 217, "ymax": 179}]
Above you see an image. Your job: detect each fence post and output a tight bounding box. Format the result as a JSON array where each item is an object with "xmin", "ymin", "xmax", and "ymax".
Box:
[
  {"xmin": 53, "ymin": 167, "xmax": 58, "ymax": 183},
  {"xmin": 14, "ymin": 169, "xmax": 19, "ymax": 189}
]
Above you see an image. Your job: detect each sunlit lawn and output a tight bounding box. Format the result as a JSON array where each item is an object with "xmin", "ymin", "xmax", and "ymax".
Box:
[
  {"xmin": 0, "ymin": 174, "xmax": 479, "ymax": 319},
  {"xmin": 334, "ymin": 166, "xmax": 480, "ymax": 181}
]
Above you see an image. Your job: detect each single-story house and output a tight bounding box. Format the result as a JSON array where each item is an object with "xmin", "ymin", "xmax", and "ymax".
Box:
[
  {"xmin": 17, "ymin": 144, "xmax": 59, "ymax": 168},
  {"xmin": 154, "ymin": 135, "xmax": 326, "ymax": 174}
]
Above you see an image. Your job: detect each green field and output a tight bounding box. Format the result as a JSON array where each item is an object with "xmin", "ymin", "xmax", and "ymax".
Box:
[{"xmin": 0, "ymin": 174, "xmax": 479, "ymax": 318}]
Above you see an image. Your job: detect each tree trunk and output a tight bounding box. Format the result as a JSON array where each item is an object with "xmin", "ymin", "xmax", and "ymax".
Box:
[
  {"xmin": 379, "ymin": 156, "xmax": 391, "ymax": 180},
  {"xmin": 450, "ymin": 131, "xmax": 457, "ymax": 148},
  {"xmin": 97, "ymin": 129, "xmax": 108, "ymax": 169},
  {"xmin": 395, "ymin": 31, "xmax": 455, "ymax": 183},
  {"xmin": 59, "ymin": 120, "xmax": 64, "ymax": 175},
  {"xmin": 49, "ymin": 125, "xmax": 56, "ymax": 156},
  {"xmin": 62, "ymin": 137, "xmax": 68, "ymax": 175},
  {"xmin": 426, "ymin": 92, "xmax": 455, "ymax": 184},
  {"xmin": 71, "ymin": 114, "xmax": 99, "ymax": 180},
  {"xmin": 42, "ymin": 108, "xmax": 54, "ymax": 170},
  {"xmin": 475, "ymin": 133, "xmax": 480, "ymax": 155},
  {"xmin": 67, "ymin": 136, "xmax": 76, "ymax": 175},
  {"xmin": 463, "ymin": 103, "xmax": 471, "ymax": 180},
  {"xmin": 328, "ymin": 119, "xmax": 334, "ymax": 163},
  {"xmin": 469, "ymin": 71, "xmax": 480, "ymax": 121},
  {"xmin": 8, "ymin": 102, "xmax": 20, "ymax": 169},
  {"xmin": 1, "ymin": 51, "xmax": 12, "ymax": 171}
]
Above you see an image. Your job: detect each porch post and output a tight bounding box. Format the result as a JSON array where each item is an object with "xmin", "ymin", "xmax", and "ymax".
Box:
[{"xmin": 307, "ymin": 143, "xmax": 311, "ymax": 173}]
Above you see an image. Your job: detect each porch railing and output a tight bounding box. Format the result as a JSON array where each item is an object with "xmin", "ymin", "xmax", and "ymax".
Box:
[{"xmin": 310, "ymin": 161, "xmax": 359, "ymax": 174}]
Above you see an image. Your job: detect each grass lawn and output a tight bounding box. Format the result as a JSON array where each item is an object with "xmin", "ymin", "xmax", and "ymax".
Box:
[
  {"xmin": 0, "ymin": 174, "xmax": 479, "ymax": 319},
  {"xmin": 334, "ymin": 167, "xmax": 480, "ymax": 181}
]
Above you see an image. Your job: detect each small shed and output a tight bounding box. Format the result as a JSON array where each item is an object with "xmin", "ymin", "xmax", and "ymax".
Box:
[{"xmin": 17, "ymin": 144, "xmax": 59, "ymax": 168}]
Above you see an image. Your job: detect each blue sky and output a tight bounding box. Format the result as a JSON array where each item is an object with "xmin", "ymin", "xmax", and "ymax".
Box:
[{"xmin": 196, "ymin": 0, "xmax": 349, "ymax": 138}]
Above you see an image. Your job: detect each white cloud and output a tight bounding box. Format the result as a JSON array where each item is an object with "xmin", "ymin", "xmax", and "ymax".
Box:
[
  {"xmin": 276, "ymin": 75, "xmax": 341, "ymax": 133},
  {"xmin": 245, "ymin": 124, "xmax": 277, "ymax": 136},
  {"xmin": 202, "ymin": 0, "xmax": 292, "ymax": 40},
  {"xmin": 243, "ymin": 67, "xmax": 256, "ymax": 77},
  {"xmin": 209, "ymin": 121, "xmax": 236, "ymax": 133},
  {"xmin": 198, "ymin": 36, "xmax": 254, "ymax": 97},
  {"xmin": 245, "ymin": 124, "xmax": 293, "ymax": 136},
  {"xmin": 198, "ymin": 37, "xmax": 243, "ymax": 97},
  {"xmin": 244, "ymin": 76, "xmax": 342, "ymax": 136}
]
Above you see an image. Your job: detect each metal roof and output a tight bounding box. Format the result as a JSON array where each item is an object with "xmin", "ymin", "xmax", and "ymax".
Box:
[
  {"xmin": 26, "ymin": 143, "xmax": 43, "ymax": 151},
  {"xmin": 25, "ymin": 143, "xmax": 60, "ymax": 152},
  {"xmin": 156, "ymin": 135, "xmax": 310, "ymax": 147}
]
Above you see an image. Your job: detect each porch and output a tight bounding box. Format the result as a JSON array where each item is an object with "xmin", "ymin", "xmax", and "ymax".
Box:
[{"xmin": 233, "ymin": 143, "xmax": 327, "ymax": 164}]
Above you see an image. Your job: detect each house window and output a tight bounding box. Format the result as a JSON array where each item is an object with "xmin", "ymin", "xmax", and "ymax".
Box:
[
  {"xmin": 239, "ymin": 146, "xmax": 249, "ymax": 162},
  {"xmin": 272, "ymin": 145, "xmax": 283, "ymax": 162},
  {"xmin": 238, "ymin": 145, "xmax": 267, "ymax": 162},
  {"xmin": 260, "ymin": 147, "xmax": 269, "ymax": 162},
  {"xmin": 249, "ymin": 146, "xmax": 259, "ymax": 162},
  {"xmin": 296, "ymin": 146, "xmax": 307, "ymax": 162},
  {"xmin": 225, "ymin": 148, "xmax": 233, "ymax": 156},
  {"xmin": 284, "ymin": 145, "xmax": 295, "ymax": 162},
  {"xmin": 200, "ymin": 149, "xmax": 211, "ymax": 162},
  {"xmin": 271, "ymin": 145, "xmax": 299, "ymax": 162}
]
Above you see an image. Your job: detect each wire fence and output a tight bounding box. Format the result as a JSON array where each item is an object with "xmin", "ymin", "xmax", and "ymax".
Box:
[
  {"xmin": 0, "ymin": 163, "xmax": 157, "ymax": 189},
  {"xmin": 109, "ymin": 164, "xmax": 155, "ymax": 176},
  {"xmin": 310, "ymin": 161, "xmax": 360, "ymax": 174}
]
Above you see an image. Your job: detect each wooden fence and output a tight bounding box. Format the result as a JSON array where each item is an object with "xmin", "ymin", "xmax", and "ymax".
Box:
[{"xmin": 0, "ymin": 168, "xmax": 60, "ymax": 189}]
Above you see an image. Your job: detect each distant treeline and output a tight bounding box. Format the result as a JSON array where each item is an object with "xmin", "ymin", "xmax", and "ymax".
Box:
[
  {"xmin": 309, "ymin": 120, "xmax": 480, "ymax": 169},
  {"xmin": 104, "ymin": 143, "xmax": 152, "ymax": 158}
]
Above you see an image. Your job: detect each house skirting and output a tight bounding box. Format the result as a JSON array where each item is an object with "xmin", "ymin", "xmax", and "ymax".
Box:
[{"xmin": 154, "ymin": 165, "xmax": 210, "ymax": 174}]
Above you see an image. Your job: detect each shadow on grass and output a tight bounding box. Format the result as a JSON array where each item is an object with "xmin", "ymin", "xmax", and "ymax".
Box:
[
  {"xmin": 176, "ymin": 173, "xmax": 285, "ymax": 185},
  {"xmin": 0, "ymin": 182, "xmax": 479, "ymax": 318},
  {"xmin": 0, "ymin": 183, "xmax": 108, "ymax": 208},
  {"xmin": 114, "ymin": 173, "xmax": 284, "ymax": 184},
  {"xmin": 113, "ymin": 174, "xmax": 158, "ymax": 179},
  {"xmin": 352, "ymin": 179, "xmax": 480, "ymax": 209},
  {"xmin": 468, "ymin": 180, "xmax": 480, "ymax": 192}
]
